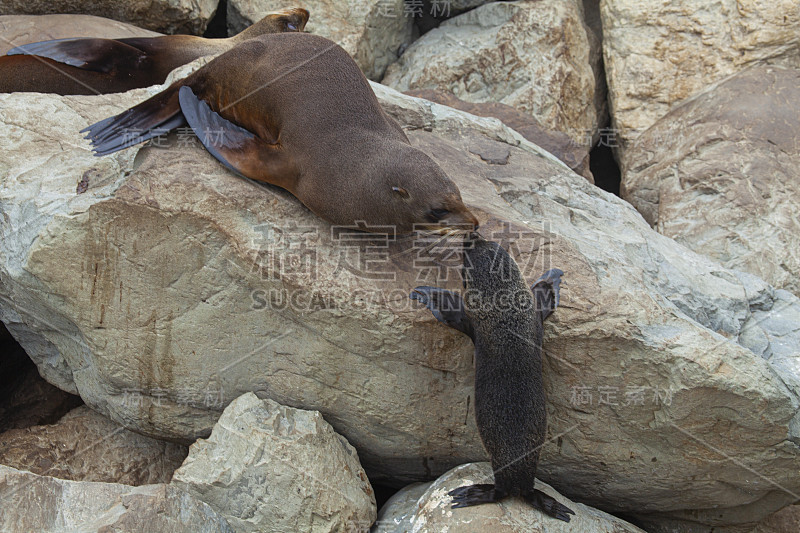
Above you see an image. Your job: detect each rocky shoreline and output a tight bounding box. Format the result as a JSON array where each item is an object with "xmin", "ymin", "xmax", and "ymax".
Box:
[{"xmin": 1, "ymin": 1, "xmax": 799, "ymax": 532}]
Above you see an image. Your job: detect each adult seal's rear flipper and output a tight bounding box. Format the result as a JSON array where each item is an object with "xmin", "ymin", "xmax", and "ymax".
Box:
[
  {"xmin": 530, "ymin": 268, "xmax": 564, "ymax": 321},
  {"xmin": 81, "ymin": 83, "xmax": 185, "ymax": 155},
  {"xmin": 7, "ymin": 38, "xmax": 149, "ymax": 74},
  {"xmin": 178, "ymin": 86, "xmax": 294, "ymax": 187},
  {"xmin": 410, "ymin": 286, "xmax": 474, "ymax": 339}
]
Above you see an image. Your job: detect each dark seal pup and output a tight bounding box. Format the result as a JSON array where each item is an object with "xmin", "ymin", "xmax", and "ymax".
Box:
[
  {"xmin": 410, "ymin": 235, "xmax": 574, "ymax": 522},
  {"xmin": 80, "ymin": 32, "xmax": 478, "ymax": 234},
  {"xmin": 0, "ymin": 8, "xmax": 309, "ymax": 95}
]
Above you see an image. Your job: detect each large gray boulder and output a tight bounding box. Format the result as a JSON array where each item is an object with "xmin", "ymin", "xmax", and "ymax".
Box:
[
  {"xmin": 601, "ymin": 0, "xmax": 800, "ymax": 161},
  {"xmin": 621, "ymin": 65, "xmax": 800, "ymax": 297},
  {"xmin": 403, "ymin": 88, "xmax": 594, "ymax": 182},
  {"xmin": 172, "ymin": 392, "xmax": 376, "ymax": 533},
  {"xmin": 0, "ymin": 465, "xmax": 234, "ymax": 532},
  {"xmin": 0, "ymin": 0, "xmax": 217, "ymax": 35},
  {"xmin": 0, "ymin": 405, "xmax": 186, "ymax": 485},
  {"xmin": 383, "ymin": 0, "xmax": 604, "ymax": 144},
  {"xmin": 1, "ymin": 77, "xmax": 800, "ymax": 529},
  {"xmin": 228, "ymin": 0, "xmax": 413, "ymax": 80}
]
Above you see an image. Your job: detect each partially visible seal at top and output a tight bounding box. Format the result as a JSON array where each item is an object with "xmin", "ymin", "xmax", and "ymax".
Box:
[
  {"xmin": 410, "ymin": 234, "xmax": 574, "ymax": 522},
  {"xmin": 0, "ymin": 8, "xmax": 309, "ymax": 95},
  {"xmin": 80, "ymin": 32, "xmax": 478, "ymax": 234}
]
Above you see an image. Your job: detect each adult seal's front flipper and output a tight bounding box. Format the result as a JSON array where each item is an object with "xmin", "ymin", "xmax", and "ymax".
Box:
[
  {"xmin": 178, "ymin": 85, "xmax": 295, "ymax": 188},
  {"xmin": 410, "ymin": 286, "xmax": 474, "ymax": 339},
  {"xmin": 530, "ymin": 268, "xmax": 564, "ymax": 321}
]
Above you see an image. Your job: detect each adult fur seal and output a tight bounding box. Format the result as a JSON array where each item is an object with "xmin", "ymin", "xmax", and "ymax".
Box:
[
  {"xmin": 0, "ymin": 8, "xmax": 308, "ymax": 95},
  {"xmin": 410, "ymin": 235, "xmax": 574, "ymax": 522},
  {"xmin": 80, "ymin": 32, "xmax": 478, "ymax": 233}
]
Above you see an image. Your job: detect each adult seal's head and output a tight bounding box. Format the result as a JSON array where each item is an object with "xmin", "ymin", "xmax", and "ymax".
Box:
[
  {"xmin": 329, "ymin": 142, "xmax": 478, "ymax": 233},
  {"xmin": 410, "ymin": 235, "xmax": 573, "ymax": 522},
  {"xmin": 80, "ymin": 32, "xmax": 478, "ymax": 234}
]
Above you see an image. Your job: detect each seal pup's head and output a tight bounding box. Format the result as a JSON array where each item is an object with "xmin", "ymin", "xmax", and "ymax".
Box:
[{"xmin": 458, "ymin": 233, "xmax": 531, "ymax": 321}]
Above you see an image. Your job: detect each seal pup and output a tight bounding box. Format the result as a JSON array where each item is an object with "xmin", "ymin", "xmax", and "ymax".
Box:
[
  {"xmin": 80, "ymin": 32, "xmax": 478, "ymax": 234},
  {"xmin": 410, "ymin": 235, "xmax": 574, "ymax": 522},
  {"xmin": 0, "ymin": 8, "xmax": 309, "ymax": 95}
]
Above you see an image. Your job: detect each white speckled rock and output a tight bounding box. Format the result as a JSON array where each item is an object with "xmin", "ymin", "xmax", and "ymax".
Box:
[
  {"xmin": 228, "ymin": 0, "xmax": 413, "ymax": 80},
  {"xmin": 0, "ymin": 0, "xmax": 217, "ymax": 35},
  {"xmin": 172, "ymin": 392, "xmax": 376, "ymax": 533},
  {"xmin": 373, "ymin": 482, "xmax": 428, "ymax": 533},
  {"xmin": 601, "ymin": 0, "xmax": 800, "ymax": 162},
  {"xmin": 383, "ymin": 0, "xmax": 603, "ymax": 144},
  {"xmin": 0, "ymin": 465, "xmax": 233, "ymax": 532},
  {"xmin": 621, "ymin": 65, "xmax": 800, "ymax": 298},
  {"xmin": 373, "ymin": 463, "xmax": 646, "ymax": 533}
]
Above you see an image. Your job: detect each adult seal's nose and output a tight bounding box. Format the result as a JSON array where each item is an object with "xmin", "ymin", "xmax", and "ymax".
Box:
[{"xmin": 445, "ymin": 210, "xmax": 480, "ymax": 231}]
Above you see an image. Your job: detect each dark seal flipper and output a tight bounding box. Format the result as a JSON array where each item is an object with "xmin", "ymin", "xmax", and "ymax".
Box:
[
  {"xmin": 524, "ymin": 489, "xmax": 575, "ymax": 522},
  {"xmin": 81, "ymin": 83, "xmax": 186, "ymax": 155},
  {"xmin": 448, "ymin": 484, "xmax": 504, "ymax": 508},
  {"xmin": 178, "ymin": 86, "xmax": 296, "ymax": 187},
  {"xmin": 530, "ymin": 268, "xmax": 564, "ymax": 321},
  {"xmin": 449, "ymin": 484, "xmax": 575, "ymax": 522},
  {"xmin": 176, "ymin": 85, "xmax": 288, "ymax": 186},
  {"xmin": 179, "ymin": 85, "xmax": 254, "ymax": 177},
  {"xmin": 8, "ymin": 38, "xmax": 149, "ymax": 73},
  {"xmin": 410, "ymin": 286, "xmax": 474, "ymax": 339}
]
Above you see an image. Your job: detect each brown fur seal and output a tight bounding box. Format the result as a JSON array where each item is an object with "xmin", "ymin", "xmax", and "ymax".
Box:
[
  {"xmin": 410, "ymin": 235, "xmax": 574, "ymax": 522},
  {"xmin": 0, "ymin": 8, "xmax": 308, "ymax": 95},
  {"xmin": 80, "ymin": 32, "xmax": 478, "ymax": 233}
]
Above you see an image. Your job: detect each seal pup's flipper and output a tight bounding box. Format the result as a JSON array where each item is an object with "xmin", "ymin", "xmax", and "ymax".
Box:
[
  {"xmin": 531, "ymin": 268, "xmax": 564, "ymax": 321},
  {"xmin": 177, "ymin": 86, "xmax": 292, "ymax": 186},
  {"xmin": 7, "ymin": 38, "xmax": 149, "ymax": 73},
  {"xmin": 81, "ymin": 83, "xmax": 185, "ymax": 155},
  {"xmin": 449, "ymin": 483, "xmax": 504, "ymax": 508},
  {"xmin": 410, "ymin": 286, "xmax": 474, "ymax": 339},
  {"xmin": 524, "ymin": 488, "xmax": 575, "ymax": 522},
  {"xmin": 449, "ymin": 484, "xmax": 575, "ymax": 522}
]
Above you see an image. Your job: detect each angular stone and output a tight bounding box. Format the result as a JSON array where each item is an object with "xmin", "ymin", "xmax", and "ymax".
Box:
[
  {"xmin": 172, "ymin": 392, "xmax": 376, "ymax": 533},
  {"xmin": 621, "ymin": 65, "xmax": 800, "ymax": 298},
  {"xmin": 383, "ymin": 0, "xmax": 603, "ymax": 144},
  {"xmin": 0, "ymin": 465, "xmax": 234, "ymax": 532},
  {"xmin": 1, "ymin": 74, "xmax": 800, "ymax": 530},
  {"xmin": 0, "ymin": 405, "xmax": 186, "ymax": 485},
  {"xmin": 755, "ymin": 504, "xmax": 800, "ymax": 533},
  {"xmin": 404, "ymin": 88, "xmax": 593, "ymax": 181},
  {"xmin": 601, "ymin": 0, "xmax": 800, "ymax": 161},
  {"xmin": 375, "ymin": 463, "xmax": 646, "ymax": 532},
  {"xmin": 228, "ymin": 0, "xmax": 413, "ymax": 80},
  {"xmin": 0, "ymin": 0, "xmax": 217, "ymax": 35},
  {"xmin": 0, "ymin": 14, "xmax": 161, "ymax": 55}
]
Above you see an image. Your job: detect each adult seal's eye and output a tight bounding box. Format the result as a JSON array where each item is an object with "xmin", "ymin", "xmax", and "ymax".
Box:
[
  {"xmin": 286, "ymin": 22, "xmax": 298, "ymax": 31},
  {"xmin": 429, "ymin": 208, "xmax": 450, "ymax": 222}
]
